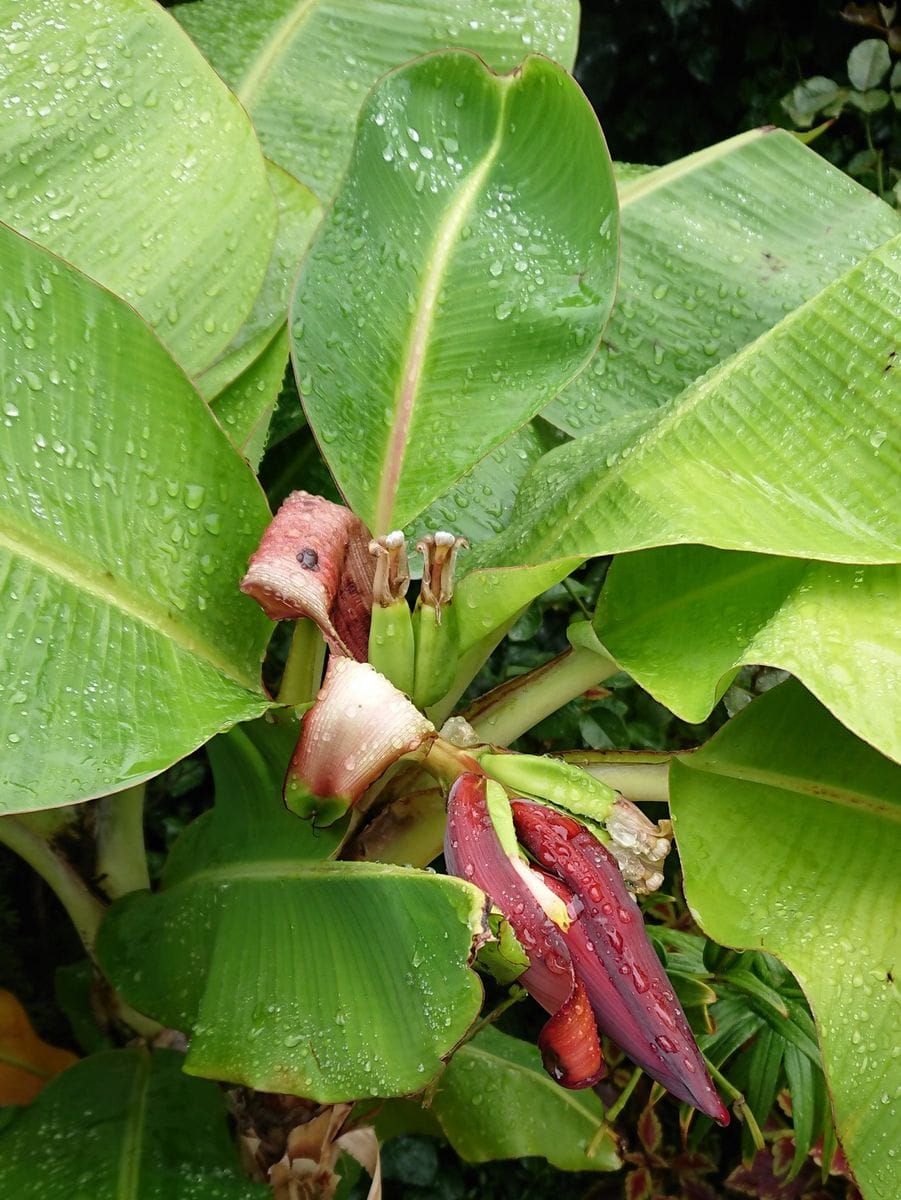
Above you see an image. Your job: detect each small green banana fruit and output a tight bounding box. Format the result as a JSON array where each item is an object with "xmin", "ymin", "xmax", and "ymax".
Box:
[
  {"xmin": 411, "ymin": 531, "xmax": 467, "ymax": 709},
  {"xmin": 367, "ymin": 531, "xmax": 415, "ymax": 695}
]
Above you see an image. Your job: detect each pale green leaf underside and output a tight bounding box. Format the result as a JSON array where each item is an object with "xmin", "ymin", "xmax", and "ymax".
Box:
[
  {"xmin": 176, "ymin": 0, "xmax": 579, "ymax": 201},
  {"xmin": 0, "ymin": 0, "xmax": 276, "ymax": 377},
  {"xmin": 0, "ymin": 225, "xmax": 271, "ymax": 811},
  {"xmin": 200, "ymin": 159, "xmax": 322, "ymax": 402},
  {"xmin": 210, "ymin": 324, "xmax": 291, "ymax": 469},
  {"xmin": 597, "ymin": 547, "xmax": 901, "ymax": 763},
  {"xmin": 409, "ymin": 422, "xmax": 561, "ymax": 554},
  {"xmin": 0, "ymin": 1048, "xmax": 266, "ymax": 1198},
  {"xmin": 471, "ymin": 232, "xmax": 901, "ymax": 572},
  {"xmin": 670, "ymin": 681, "xmax": 901, "ymax": 1200},
  {"xmin": 293, "ymin": 51, "xmax": 618, "ymax": 533},
  {"xmin": 433, "ymin": 1026, "xmax": 619, "ymax": 1172},
  {"xmin": 98, "ymin": 718, "xmax": 485, "ymax": 1101},
  {"xmin": 547, "ymin": 129, "xmax": 901, "ymax": 435}
]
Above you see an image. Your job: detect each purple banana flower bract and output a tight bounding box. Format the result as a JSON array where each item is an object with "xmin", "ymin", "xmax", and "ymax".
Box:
[
  {"xmin": 445, "ymin": 774, "xmax": 729, "ymax": 1124},
  {"xmin": 445, "ymin": 774, "xmax": 603, "ymax": 1089}
]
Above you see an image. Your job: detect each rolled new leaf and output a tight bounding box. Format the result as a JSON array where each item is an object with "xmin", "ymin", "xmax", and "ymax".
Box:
[
  {"xmin": 285, "ymin": 658, "xmax": 435, "ymax": 824},
  {"xmin": 241, "ymin": 491, "xmax": 374, "ymax": 659}
]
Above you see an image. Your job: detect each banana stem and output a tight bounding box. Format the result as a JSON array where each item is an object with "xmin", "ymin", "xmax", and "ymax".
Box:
[
  {"xmin": 465, "ymin": 643, "xmax": 617, "ymax": 747},
  {"xmin": 278, "ymin": 617, "xmax": 327, "ymax": 706},
  {"xmin": 571, "ymin": 759, "xmax": 672, "ymax": 803},
  {"xmin": 0, "ymin": 815, "xmax": 105, "ymax": 955},
  {"xmin": 95, "ymin": 783, "xmax": 150, "ymax": 900}
]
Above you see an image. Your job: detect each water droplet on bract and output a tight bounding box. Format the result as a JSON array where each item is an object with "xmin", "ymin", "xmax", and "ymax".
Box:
[
  {"xmin": 495, "ymin": 301, "xmax": 514, "ymax": 321},
  {"xmin": 870, "ymin": 430, "xmax": 887, "ymax": 449}
]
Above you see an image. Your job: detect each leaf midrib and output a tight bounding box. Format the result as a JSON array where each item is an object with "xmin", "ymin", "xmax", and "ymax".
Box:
[
  {"xmin": 517, "ymin": 233, "xmax": 901, "ymax": 567},
  {"xmin": 681, "ymin": 759, "xmax": 901, "ymax": 823},
  {"xmin": 0, "ymin": 515, "xmax": 260, "ymax": 692},
  {"xmin": 116, "ymin": 1048, "xmax": 151, "ymax": 1200},
  {"xmin": 236, "ymin": 0, "xmax": 318, "ymax": 108},
  {"xmin": 165, "ymin": 858, "xmax": 441, "ymax": 890},
  {"xmin": 372, "ymin": 77, "xmax": 512, "ymax": 533}
]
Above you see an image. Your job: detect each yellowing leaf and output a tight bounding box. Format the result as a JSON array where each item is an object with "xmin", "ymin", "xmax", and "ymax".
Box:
[{"xmin": 0, "ymin": 990, "xmax": 78, "ymax": 1106}]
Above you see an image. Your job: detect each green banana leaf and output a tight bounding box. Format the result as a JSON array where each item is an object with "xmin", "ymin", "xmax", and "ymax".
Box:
[
  {"xmin": 0, "ymin": 1047, "xmax": 267, "ymax": 1198},
  {"xmin": 451, "ymin": 131, "xmax": 901, "ymax": 658},
  {"xmin": 292, "ymin": 51, "xmax": 618, "ymax": 534},
  {"xmin": 175, "ymin": 0, "xmax": 579, "ymax": 201},
  {"xmin": 0, "ymin": 225, "xmax": 271, "ymax": 811},
  {"xmin": 97, "ymin": 717, "xmax": 486, "ymax": 1101},
  {"xmin": 471, "ymin": 231, "xmax": 900, "ymax": 570},
  {"xmin": 210, "ymin": 323, "xmax": 291, "ymax": 469},
  {"xmin": 200, "ymin": 160, "xmax": 322, "ymax": 401},
  {"xmin": 547, "ymin": 128, "xmax": 901, "ymax": 435},
  {"xmin": 409, "ymin": 422, "xmax": 562, "ymax": 551},
  {"xmin": 670, "ymin": 680, "xmax": 901, "ymax": 1200},
  {"xmin": 596, "ymin": 547, "xmax": 901, "ymax": 763},
  {"xmin": 0, "ymin": 0, "xmax": 276, "ymax": 377},
  {"xmin": 429, "ymin": 1026, "xmax": 619, "ymax": 1172}
]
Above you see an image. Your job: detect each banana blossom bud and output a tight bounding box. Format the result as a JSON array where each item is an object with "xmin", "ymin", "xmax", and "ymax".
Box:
[
  {"xmin": 285, "ymin": 658, "xmax": 435, "ymax": 825},
  {"xmin": 445, "ymin": 774, "xmax": 728, "ymax": 1124}
]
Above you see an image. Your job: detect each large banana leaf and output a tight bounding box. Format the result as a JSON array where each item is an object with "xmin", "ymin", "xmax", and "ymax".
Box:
[
  {"xmin": 0, "ymin": 225, "xmax": 271, "ymax": 811},
  {"xmin": 175, "ymin": 0, "xmax": 579, "ymax": 201},
  {"xmin": 547, "ymin": 129, "xmax": 901, "ymax": 435},
  {"xmin": 98, "ymin": 717, "xmax": 486, "ymax": 1101},
  {"xmin": 200, "ymin": 160, "xmax": 322, "ymax": 403},
  {"xmin": 0, "ymin": 1048, "xmax": 266, "ymax": 1198},
  {"xmin": 670, "ymin": 681, "xmax": 901, "ymax": 1200},
  {"xmin": 0, "ymin": 0, "xmax": 276, "ymax": 377},
  {"xmin": 293, "ymin": 51, "xmax": 618, "ymax": 534},
  {"xmin": 596, "ymin": 547, "xmax": 901, "ymax": 763},
  {"xmin": 450, "ymin": 132, "xmax": 901, "ymax": 657},
  {"xmin": 467, "ymin": 232, "xmax": 901, "ymax": 571}
]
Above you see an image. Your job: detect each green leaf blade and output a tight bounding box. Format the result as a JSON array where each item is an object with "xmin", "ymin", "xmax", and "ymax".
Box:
[
  {"xmin": 294, "ymin": 51, "xmax": 619, "ymax": 533},
  {"xmin": 0, "ymin": 0, "xmax": 277, "ymax": 377},
  {"xmin": 433, "ymin": 1027, "xmax": 619, "ymax": 1172},
  {"xmin": 98, "ymin": 718, "xmax": 486, "ymax": 1101},
  {"xmin": 596, "ymin": 547, "xmax": 901, "ymax": 762},
  {"xmin": 547, "ymin": 129, "xmax": 901, "ymax": 436},
  {"xmin": 671, "ymin": 681, "xmax": 901, "ymax": 1200},
  {"xmin": 0, "ymin": 1048, "xmax": 267, "ymax": 1198},
  {"xmin": 176, "ymin": 0, "xmax": 580, "ymax": 201},
  {"xmin": 472, "ymin": 232, "xmax": 901, "ymax": 572},
  {"xmin": 0, "ymin": 225, "xmax": 271, "ymax": 810}
]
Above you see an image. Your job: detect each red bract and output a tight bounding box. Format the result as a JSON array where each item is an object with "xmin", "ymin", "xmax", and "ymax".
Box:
[
  {"xmin": 240, "ymin": 490, "xmax": 374, "ymax": 660},
  {"xmin": 445, "ymin": 774, "xmax": 603, "ymax": 1089},
  {"xmin": 445, "ymin": 775, "xmax": 729, "ymax": 1124},
  {"xmin": 285, "ymin": 658, "xmax": 435, "ymax": 825}
]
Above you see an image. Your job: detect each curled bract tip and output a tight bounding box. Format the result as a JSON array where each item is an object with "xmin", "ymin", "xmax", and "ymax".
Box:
[{"xmin": 285, "ymin": 658, "xmax": 435, "ymax": 825}]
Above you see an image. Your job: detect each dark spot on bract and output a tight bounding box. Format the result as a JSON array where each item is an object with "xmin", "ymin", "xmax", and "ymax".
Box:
[
  {"xmin": 297, "ymin": 547, "xmax": 319, "ymax": 570},
  {"xmin": 884, "ymin": 350, "xmax": 896, "ymax": 373}
]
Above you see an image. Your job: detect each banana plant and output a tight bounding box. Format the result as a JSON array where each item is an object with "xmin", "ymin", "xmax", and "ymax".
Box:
[{"xmin": 0, "ymin": 2, "xmax": 899, "ymax": 1199}]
